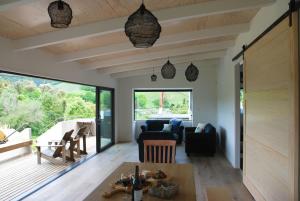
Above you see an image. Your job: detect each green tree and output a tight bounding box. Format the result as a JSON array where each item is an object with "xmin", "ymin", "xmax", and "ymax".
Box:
[
  {"xmin": 65, "ymin": 97, "xmax": 94, "ymax": 118},
  {"xmin": 152, "ymin": 99, "xmax": 160, "ymax": 108},
  {"xmin": 101, "ymin": 91, "xmax": 111, "ymax": 110},
  {"xmin": 163, "ymin": 99, "xmax": 170, "ymax": 108},
  {"xmin": 136, "ymin": 94, "xmax": 147, "ymax": 108},
  {"xmin": 81, "ymin": 91, "xmax": 96, "ymax": 104}
]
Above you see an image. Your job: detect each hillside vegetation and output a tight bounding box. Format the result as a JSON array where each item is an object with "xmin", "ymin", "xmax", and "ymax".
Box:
[{"xmin": 0, "ymin": 73, "xmax": 96, "ymax": 138}]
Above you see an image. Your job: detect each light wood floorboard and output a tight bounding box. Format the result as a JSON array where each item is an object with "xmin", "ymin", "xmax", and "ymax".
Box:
[
  {"xmin": 24, "ymin": 143, "xmax": 254, "ymax": 201},
  {"xmin": 0, "ymin": 136, "xmax": 97, "ymax": 201}
]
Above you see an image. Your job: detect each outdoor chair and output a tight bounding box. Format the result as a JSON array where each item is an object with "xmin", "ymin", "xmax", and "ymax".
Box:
[
  {"xmin": 73, "ymin": 126, "xmax": 88, "ymax": 155},
  {"xmin": 36, "ymin": 129, "xmax": 75, "ymax": 164}
]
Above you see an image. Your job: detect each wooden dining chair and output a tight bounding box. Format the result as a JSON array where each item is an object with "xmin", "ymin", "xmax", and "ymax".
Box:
[{"xmin": 143, "ymin": 140, "xmax": 176, "ymax": 163}]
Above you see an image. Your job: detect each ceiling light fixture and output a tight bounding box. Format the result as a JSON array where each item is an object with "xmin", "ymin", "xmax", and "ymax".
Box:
[
  {"xmin": 161, "ymin": 59, "xmax": 176, "ymax": 79},
  {"xmin": 48, "ymin": 0, "xmax": 73, "ymax": 28},
  {"xmin": 185, "ymin": 63, "xmax": 199, "ymax": 82},
  {"xmin": 151, "ymin": 67, "xmax": 157, "ymax": 82},
  {"xmin": 125, "ymin": 0, "xmax": 161, "ymax": 48}
]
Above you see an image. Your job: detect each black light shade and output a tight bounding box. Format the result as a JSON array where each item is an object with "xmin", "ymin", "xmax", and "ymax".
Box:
[
  {"xmin": 151, "ymin": 74, "xmax": 157, "ymax": 82},
  {"xmin": 185, "ymin": 63, "xmax": 199, "ymax": 82},
  {"xmin": 48, "ymin": 0, "xmax": 73, "ymax": 28},
  {"xmin": 125, "ymin": 3, "xmax": 161, "ymax": 48},
  {"xmin": 161, "ymin": 60, "xmax": 176, "ymax": 79}
]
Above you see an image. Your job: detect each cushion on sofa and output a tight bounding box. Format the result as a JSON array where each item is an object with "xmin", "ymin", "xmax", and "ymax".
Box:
[
  {"xmin": 195, "ymin": 123, "xmax": 205, "ymax": 133},
  {"xmin": 0, "ymin": 130, "xmax": 6, "ymax": 141},
  {"xmin": 162, "ymin": 124, "xmax": 172, "ymax": 132},
  {"xmin": 169, "ymin": 119, "xmax": 182, "ymax": 132}
]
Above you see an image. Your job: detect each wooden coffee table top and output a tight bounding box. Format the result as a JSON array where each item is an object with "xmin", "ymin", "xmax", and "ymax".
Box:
[{"xmin": 84, "ymin": 162, "xmax": 196, "ymax": 201}]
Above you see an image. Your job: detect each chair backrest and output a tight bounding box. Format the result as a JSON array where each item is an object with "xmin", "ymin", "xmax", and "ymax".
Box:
[
  {"xmin": 143, "ymin": 140, "xmax": 176, "ymax": 163},
  {"xmin": 53, "ymin": 129, "xmax": 74, "ymax": 157},
  {"xmin": 74, "ymin": 127, "xmax": 87, "ymax": 140}
]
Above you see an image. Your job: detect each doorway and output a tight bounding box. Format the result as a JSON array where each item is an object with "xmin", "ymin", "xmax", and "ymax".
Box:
[
  {"xmin": 234, "ymin": 62, "xmax": 244, "ymax": 170},
  {"xmin": 96, "ymin": 87, "xmax": 115, "ymax": 152}
]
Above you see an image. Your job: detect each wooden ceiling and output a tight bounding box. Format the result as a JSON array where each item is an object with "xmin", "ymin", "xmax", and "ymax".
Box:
[
  {"xmin": 0, "ymin": 0, "xmax": 214, "ymax": 39},
  {"xmin": 43, "ymin": 9, "xmax": 257, "ymax": 55},
  {"xmin": 0, "ymin": 0, "xmax": 275, "ymax": 78}
]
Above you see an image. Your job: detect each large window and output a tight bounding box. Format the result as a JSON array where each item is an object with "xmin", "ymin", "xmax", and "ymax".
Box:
[
  {"xmin": 0, "ymin": 72, "xmax": 96, "ymax": 140},
  {"xmin": 134, "ymin": 90, "xmax": 192, "ymax": 120}
]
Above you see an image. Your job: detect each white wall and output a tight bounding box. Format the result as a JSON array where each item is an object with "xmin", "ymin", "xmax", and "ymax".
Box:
[
  {"xmin": 117, "ymin": 60, "xmax": 218, "ymax": 142},
  {"xmin": 217, "ymin": 0, "xmax": 290, "ymax": 168}
]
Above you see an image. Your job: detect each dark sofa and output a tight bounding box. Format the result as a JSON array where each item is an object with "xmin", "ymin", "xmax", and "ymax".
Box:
[
  {"xmin": 185, "ymin": 123, "xmax": 216, "ymax": 156},
  {"xmin": 137, "ymin": 119, "xmax": 184, "ymax": 162},
  {"xmin": 140, "ymin": 119, "xmax": 184, "ymax": 144}
]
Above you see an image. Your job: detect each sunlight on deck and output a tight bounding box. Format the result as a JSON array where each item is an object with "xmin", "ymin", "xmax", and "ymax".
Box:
[{"xmin": 0, "ymin": 136, "xmax": 97, "ymax": 201}]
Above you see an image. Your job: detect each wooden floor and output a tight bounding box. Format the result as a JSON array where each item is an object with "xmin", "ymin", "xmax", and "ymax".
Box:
[
  {"xmin": 23, "ymin": 143, "xmax": 254, "ymax": 201},
  {"xmin": 0, "ymin": 154, "xmax": 69, "ymax": 201},
  {"xmin": 0, "ymin": 136, "xmax": 97, "ymax": 201}
]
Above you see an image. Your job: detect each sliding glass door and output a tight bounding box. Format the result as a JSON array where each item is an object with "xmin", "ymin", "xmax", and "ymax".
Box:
[{"xmin": 96, "ymin": 87, "xmax": 114, "ymax": 152}]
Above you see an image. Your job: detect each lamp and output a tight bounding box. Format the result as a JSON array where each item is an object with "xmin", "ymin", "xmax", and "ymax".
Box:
[
  {"xmin": 185, "ymin": 63, "xmax": 199, "ymax": 82},
  {"xmin": 151, "ymin": 67, "xmax": 157, "ymax": 81},
  {"xmin": 161, "ymin": 60, "xmax": 176, "ymax": 79},
  {"xmin": 48, "ymin": 0, "xmax": 73, "ymax": 28},
  {"xmin": 125, "ymin": 1, "xmax": 161, "ymax": 48}
]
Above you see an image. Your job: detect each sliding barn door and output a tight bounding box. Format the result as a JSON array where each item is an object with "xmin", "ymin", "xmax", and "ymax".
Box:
[{"xmin": 243, "ymin": 13, "xmax": 299, "ymax": 201}]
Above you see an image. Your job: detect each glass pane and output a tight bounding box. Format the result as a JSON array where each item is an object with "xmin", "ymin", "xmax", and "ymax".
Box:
[
  {"xmin": 100, "ymin": 90, "xmax": 112, "ymax": 148},
  {"xmin": 0, "ymin": 72, "xmax": 97, "ymax": 154},
  {"xmin": 134, "ymin": 91, "xmax": 192, "ymax": 120}
]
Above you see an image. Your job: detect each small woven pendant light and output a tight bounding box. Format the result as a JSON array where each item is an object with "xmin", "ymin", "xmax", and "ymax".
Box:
[
  {"xmin": 48, "ymin": 0, "xmax": 73, "ymax": 28},
  {"xmin": 185, "ymin": 63, "xmax": 199, "ymax": 82},
  {"xmin": 161, "ymin": 60, "xmax": 176, "ymax": 79},
  {"xmin": 151, "ymin": 67, "xmax": 157, "ymax": 81},
  {"xmin": 125, "ymin": 0, "xmax": 161, "ymax": 48}
]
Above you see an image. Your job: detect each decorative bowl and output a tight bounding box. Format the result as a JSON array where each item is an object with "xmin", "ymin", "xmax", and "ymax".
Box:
[{"xmin": 149, "ymin": 181, "xmax": 179, "ymax": 199}]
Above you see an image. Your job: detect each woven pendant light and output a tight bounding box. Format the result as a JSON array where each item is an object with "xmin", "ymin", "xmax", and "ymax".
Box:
[
  {"xmin": 151, "ymin": 74, "xmax": 157, "ymax": 82},
  {"xmin": 48, "ymin": 0, "xmax": 73, "ymax": 28},
  {"xmin": 125, "ymin": 1, "xmax": 161, "ymax": 48},
  {"xmin": 150, "ymin": 67, "xmax": 157, "ymax": 81},
  {"xmin": 185, "ymin": 63, "xmax": 199, "ymax": 82},
  {"xmin": 161, "ymin": 60, "xmax": 176, "ymax": 79}
]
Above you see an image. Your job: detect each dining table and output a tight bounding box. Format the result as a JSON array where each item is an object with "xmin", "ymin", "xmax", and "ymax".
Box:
[{"xmin": 84, "ymin": 162, "xmax": 196, "ymax": 201}]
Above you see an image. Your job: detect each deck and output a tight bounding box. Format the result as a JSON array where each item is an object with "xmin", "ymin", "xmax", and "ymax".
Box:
[{"xmin": 0, "ymin": 136, "xmax": 97, "ymax": 201}]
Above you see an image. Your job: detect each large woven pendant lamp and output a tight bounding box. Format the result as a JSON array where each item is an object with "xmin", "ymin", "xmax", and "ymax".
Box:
[
  {"xmin": 185, "ymin": 63, "xmax": 199, "ymax": 82},
  {"xmin": 48, "ymin": 0, "xmax": 73, "ymax": 28},
  {"xmin": 125, "ymin": 0, "xmax": 161, "ymax": 48},
  {"xmin": 161, "ymin": 60, "xmax": 176, "ymax": 79}
]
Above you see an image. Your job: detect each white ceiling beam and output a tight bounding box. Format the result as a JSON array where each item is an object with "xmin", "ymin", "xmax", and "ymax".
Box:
[
  {"xmin": 85, "ymin": 40, "xmax": 235, "ymax": 70},
  {"xmin": 111, "ymin": 59, "xmax": 220, "ymax": 79},
  {"xmin": 59, "ymin": 23, "xmax": 248, "ymax": 63},
  {"xmin": 0, "ymin": 0, "xmax": 36, "ymax": 12},
  {"xmin": 13, "ymin": 0, "xmax": 274, "ymax": 51},
  {"xmin": 111, "ymin": 66, "xmax": 177, "ymax": 79},
  {"xmin": 97, "ymin": 51, "xmax": 226, "ymax": 75}
]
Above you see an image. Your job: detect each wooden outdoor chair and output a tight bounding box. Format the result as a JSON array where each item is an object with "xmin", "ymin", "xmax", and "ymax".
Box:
[
  {"xmin": 36, "ymin": 129, "xmax": 74, "ymax": 164},
  {"xmin": 143, "ymin": 140, "xmax": 176, "ymax": 163},
  {"xmin": 73, "ymin": 126, "xmax": 88, "ymax": 155}
]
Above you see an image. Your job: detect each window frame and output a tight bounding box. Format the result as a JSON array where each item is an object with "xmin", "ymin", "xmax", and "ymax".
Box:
[
  {"xmin": 0, "ymin": 70, "xmax": 115, "ymax": 153},
  {"xmin": 133, "ymin": 89, "xmax": 192, "ymax": 121}
]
